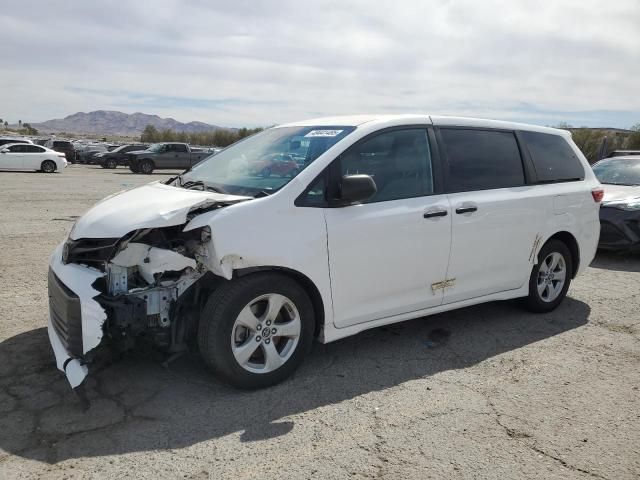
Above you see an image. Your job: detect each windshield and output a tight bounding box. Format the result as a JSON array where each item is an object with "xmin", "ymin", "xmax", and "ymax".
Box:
[
  {"xmin": 593, "ymin": 158, "xmax": 640, "ymax": 186},
  {"xmin": 178, "ymin": 125, "xmax": 355, "ymax": 196}
]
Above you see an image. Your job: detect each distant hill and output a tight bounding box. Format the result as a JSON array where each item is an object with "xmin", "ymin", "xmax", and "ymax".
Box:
[{"xmin": 31, "ymin": 110, "xmax": 226, "ymax": 136}]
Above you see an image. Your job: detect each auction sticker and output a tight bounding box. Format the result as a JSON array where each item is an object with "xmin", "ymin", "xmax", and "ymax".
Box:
[{"xmin": 305, "ymin": 129, "xmax": 344, "ymax": 137}]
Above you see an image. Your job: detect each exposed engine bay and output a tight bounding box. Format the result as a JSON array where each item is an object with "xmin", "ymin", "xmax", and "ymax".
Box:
[{"xmin": 69, "ymin": 225, "xmax": 215, "ymax": 358}]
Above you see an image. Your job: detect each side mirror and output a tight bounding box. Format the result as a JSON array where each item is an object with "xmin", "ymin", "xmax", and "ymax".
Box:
[{"xmin": 338, "ymin": 174, "xmax": 377, "ymax": 205}]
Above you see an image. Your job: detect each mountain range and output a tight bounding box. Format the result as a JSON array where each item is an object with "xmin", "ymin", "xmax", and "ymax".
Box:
[{"xmin": 31, "ymin": 110, "xmax": 225, "ymax": 136}]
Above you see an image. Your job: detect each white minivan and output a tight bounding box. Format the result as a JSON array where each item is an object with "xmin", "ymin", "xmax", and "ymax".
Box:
[{"xmin": 48, "ymin": 115, "xmax": 601, "ymax": 390}]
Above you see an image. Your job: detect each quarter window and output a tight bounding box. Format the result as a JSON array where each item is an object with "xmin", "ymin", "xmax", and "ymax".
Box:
[
  {"xmin": 338, "ymin": 129, "xmax": 433, "ymax": 203},
  {"xmin": 440, "ymin": 129, "xmax": 525, "ymax": 192},
  {"xmin": 520, "ymin": 131, "xmax": 584, "ymax": 182}
]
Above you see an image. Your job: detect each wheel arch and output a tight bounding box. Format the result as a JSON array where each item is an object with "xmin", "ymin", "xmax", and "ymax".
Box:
[
  {"xmin": 233, "ymin": 266, "xmax": 325, "ymax": 336},
  {"xmin": 41, "ymin": 159, "xmax": 57, "ymax": 172},
  {"xmin": 543, "ymin": 231, "xmax": 580, "ymax": 278}
]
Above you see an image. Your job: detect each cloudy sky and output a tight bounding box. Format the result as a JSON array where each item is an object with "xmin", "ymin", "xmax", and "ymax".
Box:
[{"xmin": 1, "ymin": 0, "xmax": 639, "ymax": 128}]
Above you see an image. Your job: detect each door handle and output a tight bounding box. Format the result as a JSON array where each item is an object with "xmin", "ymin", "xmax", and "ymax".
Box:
[
  {"xmin": 455, "ymin": 206, "xmax": 478, "ymax": 214},
  {"xmin": 423, "ymin": 209, "xmax": 448, "ymax": 219}
]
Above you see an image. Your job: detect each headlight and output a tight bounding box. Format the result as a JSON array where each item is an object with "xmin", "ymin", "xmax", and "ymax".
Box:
[{"xmin": 605, "ymin": 197, "xmax": 640, "ymax": 211}]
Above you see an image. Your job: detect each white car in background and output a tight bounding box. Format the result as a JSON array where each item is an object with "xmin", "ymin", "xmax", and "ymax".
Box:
[{"xmin": 0, "ymin": 143, "xmax": 67, "ymax": 172}]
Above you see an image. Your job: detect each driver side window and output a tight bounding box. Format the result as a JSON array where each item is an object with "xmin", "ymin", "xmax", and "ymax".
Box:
[{"xmin": 339, "ymin": 129, "xmax": 433, "ymax": 203}]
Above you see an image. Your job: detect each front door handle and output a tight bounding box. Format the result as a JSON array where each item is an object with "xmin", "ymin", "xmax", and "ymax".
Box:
[
  {"xmin": 455, "ymin": 206, "xmax": 478, "ymax": 214},
  {"xmin": 423, "ymin": 209, "xmax": 448, "ymax": 219}
]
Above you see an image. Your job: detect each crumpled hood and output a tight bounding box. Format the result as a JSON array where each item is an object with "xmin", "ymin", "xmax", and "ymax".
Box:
[
  {"xmin": 602, "ymin": 184, "xmax": 640, "ymax": 203},
  {"xmin": 70, "ymin": 182, "xmax": 251, "ymax": 239}
]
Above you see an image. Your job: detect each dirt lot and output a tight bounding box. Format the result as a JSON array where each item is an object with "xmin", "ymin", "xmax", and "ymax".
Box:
[{"xmin": 0, "ymin": 165, "xmax": 638, "ymax": 479}]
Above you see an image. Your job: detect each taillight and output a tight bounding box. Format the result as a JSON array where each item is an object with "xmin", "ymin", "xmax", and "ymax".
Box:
[{"xmin": 591, "ymin": 188, "xmax": 604, "ymax": 203}]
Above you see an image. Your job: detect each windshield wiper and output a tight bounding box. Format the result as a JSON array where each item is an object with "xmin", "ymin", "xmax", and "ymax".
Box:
[
  {"xmin": 254, "ymin": 190, "xmax": 272, "ymax": 198},
  {"xmin": 181, "ymin": 180, "xmax": 227, "ymax": 194}
]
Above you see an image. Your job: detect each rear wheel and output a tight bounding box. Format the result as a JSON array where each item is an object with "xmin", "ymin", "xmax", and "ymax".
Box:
[
  {"xmin": 140, "ymin": 159, "xmax": 154, "ymax": 174},
  {"xmin": 41, "ymin": 160, "xmax": 56, "ymax": 173},
  {"xmin": 198, "ymin": 273, "xmax": 315, "ymax": 389},
  {"xmin": 522, "ymin": 239, "xmax": 572, "ymax": 312}
]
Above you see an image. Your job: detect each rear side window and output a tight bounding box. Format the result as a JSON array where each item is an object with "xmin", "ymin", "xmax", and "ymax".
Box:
[
  {"xmin": 440, "ymin": 129, "xmax": 524, "ymax": 192},
  {"xmin": 24, "ymin": 145, "xmax": 44, "ymax": 153},
  {"xmin": 520, "ymin": 131, "xmax": 584, "ymax": 182},
  {"xmin": 174, "ymin": 144, "xmax": 188, "ymax": 153},
  {"xmin": 53, "ymin": 141, "xmax": 71, "ymax": 148}
]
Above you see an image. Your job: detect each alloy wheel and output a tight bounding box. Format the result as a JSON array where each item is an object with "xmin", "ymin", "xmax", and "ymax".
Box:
[
  {"xmin": 230, "ymin": 293, "xmax": 301, "ymax": 373},
  {"xmin": 537, "ymin": 252, "xmax": 567, "ymax": 302}
]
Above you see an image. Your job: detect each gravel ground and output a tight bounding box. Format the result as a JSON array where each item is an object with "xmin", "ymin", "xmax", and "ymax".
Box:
[{"xmin": 0, "ymin": 165, "xmax": 638, "ymax": 479}]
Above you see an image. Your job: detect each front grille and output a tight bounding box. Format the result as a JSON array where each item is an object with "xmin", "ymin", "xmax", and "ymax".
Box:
[
  {"xmin": 64, "ymin": 237, "xmax": 120, "ymax": 268},
  {"xmin": 48, "ymin": 269, "xmax": 83, "ymax": 357}
]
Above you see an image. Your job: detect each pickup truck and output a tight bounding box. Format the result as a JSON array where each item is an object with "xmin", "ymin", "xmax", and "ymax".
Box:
[{"xmin": 127, "ymin": 143, "xmax": 211, "ymax": 174}]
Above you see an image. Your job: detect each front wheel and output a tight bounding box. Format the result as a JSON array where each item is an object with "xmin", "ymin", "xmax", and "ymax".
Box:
[
  {"xmin": 106, "ymin": 159, "xmax": 117, "ymax": 169},
  {"xmin": 198, "ymin": 273, "xmax": 315, "ymax": 389},
  {"xmin": 522, "ymin": 239, "xmax": 572, "ymax": 313}
]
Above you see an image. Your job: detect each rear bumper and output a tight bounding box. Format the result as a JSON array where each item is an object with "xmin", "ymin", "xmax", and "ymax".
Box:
[
  {"xmin": 599, "ymin": 206, "xmax": 640, "ymax": 252},
  {"xmin": 47, "ymin": 242, "xmax": 107, "ymax": 388}
]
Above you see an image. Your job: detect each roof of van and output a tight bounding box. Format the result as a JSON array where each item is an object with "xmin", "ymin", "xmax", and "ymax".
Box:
[{"xmin": 279, "ymin": 114, "xmax": 570, "ymax": 137}]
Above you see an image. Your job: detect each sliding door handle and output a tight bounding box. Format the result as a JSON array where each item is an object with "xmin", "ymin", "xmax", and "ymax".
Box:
[{"xmin": 455, "ymin": 206, "xmax": 478, "ymax": 214}]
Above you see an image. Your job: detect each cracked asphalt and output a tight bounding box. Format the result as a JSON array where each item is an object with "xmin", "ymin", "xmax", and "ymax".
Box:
[{"xmin": 0, "ymin": 165, "xmax": 639, "ymax": 479}]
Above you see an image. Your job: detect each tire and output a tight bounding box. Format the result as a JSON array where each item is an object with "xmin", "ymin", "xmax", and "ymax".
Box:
[
  {"xmin": 139, "ymin": 159, "xmax": 154, "ymax": 174},
  {"xmin": 522, "ymin": 239, "xmax": 572, "ymax": 313},
  {"xmin": 41, "ymin": 160, "xmax": 56, "ymax": 173},
  {"xmin": 129, "ymin": 164, "xmax": 140, "ymax": 173},
  {"xmin": 106, "ymin": 158, "xmax": 117, "ymax": 169},
  {"xmin": 198, "ymin": 273, "xmax": 315, "ymax": 389},
  {"xmin": 260, "ymin": 167, "xmax": 271, "ymax": 177}
]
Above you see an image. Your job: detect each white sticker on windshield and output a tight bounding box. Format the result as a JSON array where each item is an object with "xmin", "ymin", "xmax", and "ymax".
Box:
[{"xmin": 304, "ymin": 129, "xmax": 344, "ymax": 138}]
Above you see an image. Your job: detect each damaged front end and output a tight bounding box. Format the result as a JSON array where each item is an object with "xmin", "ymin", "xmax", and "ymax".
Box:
[{"xmin": 47, "ymin": 183, "xmax": 250, "ymax": 389}]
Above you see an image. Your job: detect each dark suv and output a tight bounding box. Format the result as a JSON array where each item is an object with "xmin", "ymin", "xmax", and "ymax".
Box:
[
  {"xmin": 44, "ymin": 139, "xmax": 76, "ymax": 163},
  {"xmin": 96, "ymin": 144, "xmax": 148, "ymax": 169}
]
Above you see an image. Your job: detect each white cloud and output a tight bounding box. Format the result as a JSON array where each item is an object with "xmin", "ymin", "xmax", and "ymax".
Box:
[{"xmin": 0, "ymin": 0, "xmax": 638, "ymax": 127}]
